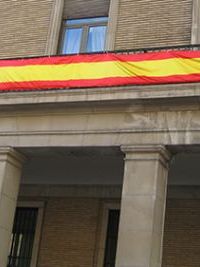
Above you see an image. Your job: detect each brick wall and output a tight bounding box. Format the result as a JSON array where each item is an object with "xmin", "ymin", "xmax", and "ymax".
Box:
[
  {"xmin": 63, "ymin": 0, "xmax": 110, "ymax": 19},
  {"xmin": 115, "ymin": 0, "xmax": 193, "ymax": 50},
  {"xmin": 162, "ymin": 199, "xmax": 200, "ymax": 267},
  {"xmin": 0, "ymin": 0, "xmax": 194, "ymax": 58},
  {"xmin": 0, "ymin": 0, "xmax": 53, "ymax": 58},
  {"xmin": 36, "ymin": 197, "xmax": 200, "ymax": 267},
  {"xmin": 37, "ymin": 198, "xmax": 100, "ymax": 267}
]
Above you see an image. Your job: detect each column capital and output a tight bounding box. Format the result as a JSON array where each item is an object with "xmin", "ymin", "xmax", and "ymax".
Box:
[
  {"xmin": 121, "ymin": 144, "xmax": 171, "ymax": 168},
  {"xmin": 0, "ymin": 147, "xmax": 26, "ymax": 168}
]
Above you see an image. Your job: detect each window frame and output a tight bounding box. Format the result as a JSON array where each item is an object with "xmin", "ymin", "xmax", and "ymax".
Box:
[
  {"xmin": 60, "ymin": 17, "xmax": 108, "ymax": 54},
  {"xmin": 46, "ymin": 0, "xmax": 120, "ymax": 55},
  {"xmin": 14, "ymin": 201, "xmax": 44, "ymax": 267},
  {"xmin": 96, "ymin": 202, "xmax": 120, "ymax": 267}
]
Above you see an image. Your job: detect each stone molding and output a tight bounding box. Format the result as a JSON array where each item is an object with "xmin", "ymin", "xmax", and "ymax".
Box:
[
  {"xmin": 45, "ymin": 0, "xmax": 64, "ymax": 55},
  {"xmin": 0, "ymin": 147, "xmax": 26, "ymax": 169},
  {"xmin": 121, "ymin": 144, "xmax": 171, "ymax": 168},
  {"xmin": 0, "ymin": 83, "xmax": 200, "ymax": 107}
]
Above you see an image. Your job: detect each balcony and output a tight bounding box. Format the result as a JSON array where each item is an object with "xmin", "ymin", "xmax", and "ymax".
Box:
[{"xmin": 0, "ymin": 44, "xmax": 200, "ymax": 108}]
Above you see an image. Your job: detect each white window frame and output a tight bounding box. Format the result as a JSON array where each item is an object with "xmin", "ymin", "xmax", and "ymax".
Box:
[
  {"xmin": 16, "ymin": 201, "xmax": 44, "ymax": 267},
  {"xmin": 96, "ymin": 202, "xmax": 120, "ymax": 267}
]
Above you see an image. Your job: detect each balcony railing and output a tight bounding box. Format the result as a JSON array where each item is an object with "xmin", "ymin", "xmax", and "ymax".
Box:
[
  {"xmin": 4, "ymin": 44, "xmax": 200, "ymax": 60},
  {"xmin": 59, "ymin": 44, "xmax": 200, "ymax": 57},
  {"xmin": 1, "ymin": 44, "xmax": 200, "ymax": 92}
]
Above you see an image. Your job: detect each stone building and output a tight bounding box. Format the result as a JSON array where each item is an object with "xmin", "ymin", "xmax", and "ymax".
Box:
[{"xmin": 0, "ymin": 1, "xmax": 200, "ymax": 267}]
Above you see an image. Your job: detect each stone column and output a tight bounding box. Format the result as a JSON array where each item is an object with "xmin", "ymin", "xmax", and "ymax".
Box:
[
  {"xmin": 0, "ymin": 147, "xmax": 25, "ymax": 267},
  {"xmin": 116, "ymin": 145, "xmax": 171, "ymax": 267}
]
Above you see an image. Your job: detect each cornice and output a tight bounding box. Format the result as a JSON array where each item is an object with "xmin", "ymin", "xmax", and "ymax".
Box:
[
  {"xmin": 0, "ymin": 147, "xmax": 26, "ymax": 168},
  {"xmin": 0, "ymin": 83, "xmax": 199, "ymax": 108}
]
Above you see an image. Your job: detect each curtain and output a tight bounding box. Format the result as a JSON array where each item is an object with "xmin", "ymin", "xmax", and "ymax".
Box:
[
  {"xmin": 87, "ymin": 26, "xmax": 107, "ymax": 52},
  {"xmin": 62, "ymin": 28, "xmax": 82, "ymax": 54}
]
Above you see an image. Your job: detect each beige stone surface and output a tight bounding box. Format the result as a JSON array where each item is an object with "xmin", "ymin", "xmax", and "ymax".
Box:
[
  {"xmin": 118, "ymin": 195, "xmax": 158, "ymax": 232},
  {"xmin": 106, "ymin": 0, "xmax": 120, "ymax": 51},
  {"xmin": 116, "ymin": 145, "xmax": 170, "ymax": 267},
  {"xmin": 45, "ymin": 0, "xmax": 64, "ymax": 55},
  {"xmin": 0, "ymin": 148, "xmax": 25, "ymax": 267},
  {"xmin": 0, "ymin": 195, "xmax": 17, "ymax": 231},
  {"xmin": 0, "ymin": 88, "xmax": 199, "ymax": 149},
  {"xmin": 0, "ymin": 228, "xmax": 10, "ymax": 267},
  {"xmin": 116, "ymin": 229, "xmax": 153, "ymax": 266},
  {"xmin": 191, "ymin": 0, "xmax": 200, "ymax": 43}
]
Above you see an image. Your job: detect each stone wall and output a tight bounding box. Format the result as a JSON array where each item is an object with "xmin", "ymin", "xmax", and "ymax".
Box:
[
  {"xmin": 36, "ymin": 196, "xmax": 200, "ymax": 267},
  {"xmin": 37, "ymin": 198, "xmax": 101, "ymax": 267}
]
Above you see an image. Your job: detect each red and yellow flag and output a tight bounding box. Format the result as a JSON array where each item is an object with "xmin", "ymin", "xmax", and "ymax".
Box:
[{"xmin": 1, "ymin": 50, "xmax": 200, "ymax": 91}]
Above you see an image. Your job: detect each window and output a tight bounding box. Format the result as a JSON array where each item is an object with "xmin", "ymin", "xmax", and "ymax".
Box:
[
  {"xmin": 7, "ymin": 203, "xmax": 44, "ymax": 267},
  {"xmin": 61, "ymin": 17, "xmax": 108, "ymax": 54},
  {"xmin": 8, "ymin": 208, "xmax": 38, "ymax": 267},
  {"xmin": 103, "ymin": 209, "xmax": 120, "ymax": 267}
]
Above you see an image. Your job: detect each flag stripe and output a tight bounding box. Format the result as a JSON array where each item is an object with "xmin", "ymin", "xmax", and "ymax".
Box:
[
  {"xmin": 1, "ymin": 57, "xmax": 200, "ymax": 83},
  {"xmin": 1, "ymin": 50, "xmax": 200, "ymax": 67},
  {"xmin": 1, "ymin": 73, "xmax": 200, "ymax": 91},
  {"xmin": 1, "ymin": 50, "xmax": 200, "ymax": 91}
]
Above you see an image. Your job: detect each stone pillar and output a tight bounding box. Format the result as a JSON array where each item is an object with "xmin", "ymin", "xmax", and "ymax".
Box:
[
  {"xmin": 0, "ymin": 147, "xmax": 25, "ymax": 267},
  {"xmin": 191, "ymin": 0, "xmax": 200, "ymax": 44},
  {"xmin": 116, "ymin": 145, "xmax": 171, "ymax": 267},
  {"xmin": 105, "ymin": 0, "xmax": 120, "ymax": 51},
  {"xmin": 45, "ymin": 0, "xmax": 64, "ymax": 55}
]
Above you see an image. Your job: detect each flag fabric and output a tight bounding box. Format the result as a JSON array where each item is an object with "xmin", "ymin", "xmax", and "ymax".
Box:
[{"xmin": 0, "ymin": 50, "xmax": 200, "ymax": 91}]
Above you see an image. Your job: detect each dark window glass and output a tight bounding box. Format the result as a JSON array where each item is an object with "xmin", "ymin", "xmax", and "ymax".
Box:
[
  {"xmin": 7, "ymin": 208, "xmax": 38, "ymax": 267},
  {"xmin": 104, "ymin": 209, "xmax": 120, "ymax": 267}
]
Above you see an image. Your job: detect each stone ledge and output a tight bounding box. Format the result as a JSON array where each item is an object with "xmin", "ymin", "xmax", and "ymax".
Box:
[{"xmin": 0, "ymin": 83, "xmax": 199, "ymax": 107}]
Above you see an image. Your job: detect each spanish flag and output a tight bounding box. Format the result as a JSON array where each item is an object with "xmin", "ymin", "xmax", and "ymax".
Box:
[{"xmin": 0, "ymin": 50, "xmax": 200, "ymax": 91}]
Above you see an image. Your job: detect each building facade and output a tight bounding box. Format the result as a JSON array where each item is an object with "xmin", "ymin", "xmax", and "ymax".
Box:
[{"xmin": 1, "ymin": 1, "xmax": 200, "ymax": 267}]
